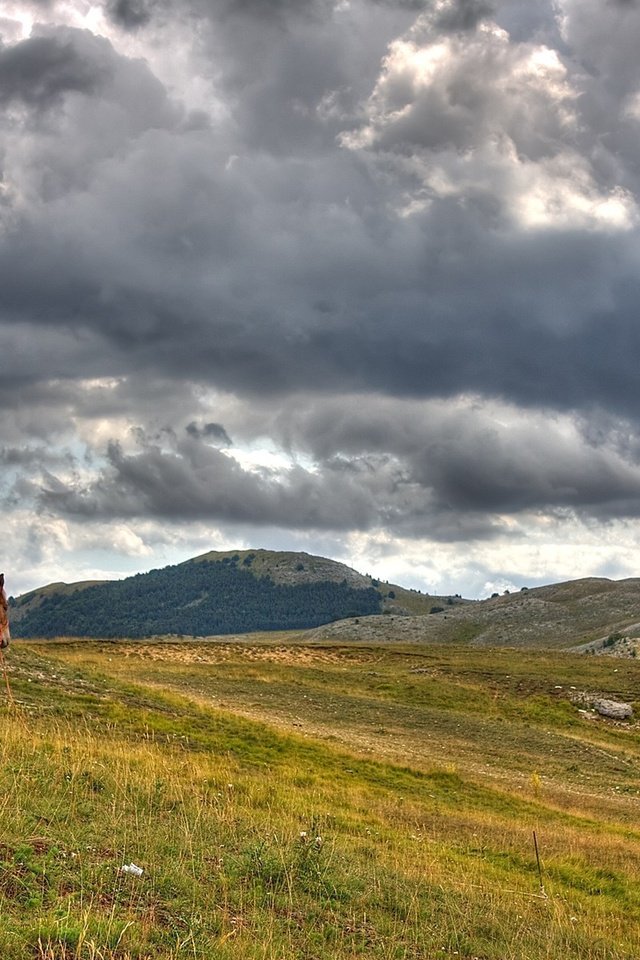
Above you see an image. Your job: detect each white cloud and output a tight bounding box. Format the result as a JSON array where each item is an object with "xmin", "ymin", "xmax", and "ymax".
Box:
[{"xmin": 343, "ymin": 9, "xmax": 638, "ymax": 231}]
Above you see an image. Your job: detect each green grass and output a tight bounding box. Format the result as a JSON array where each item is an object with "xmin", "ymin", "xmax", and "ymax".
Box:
[{"xmin": 0, "ymin": 639, "xmax": 639, "ymax": 958}]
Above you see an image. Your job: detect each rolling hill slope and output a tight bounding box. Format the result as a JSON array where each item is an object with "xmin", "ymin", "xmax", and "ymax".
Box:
[
  {"xmin": 311, "ymin": 577, "xmax": 640, "ymax": 650},
  {"xmin": 2, "ymin": 638, "xmax": 640, "ymax": 958},
  {"xmin": 12, "ymin": 551, "xmax": 640, "ymax": 648},
  {"xmin": 8, "ymin": 549, "xmax": 449, "ymax": 639}
]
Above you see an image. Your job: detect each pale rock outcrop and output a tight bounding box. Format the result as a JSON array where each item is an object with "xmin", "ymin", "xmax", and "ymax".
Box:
[{"xmin": 594, "ymin": 698, "xmax": 633, "ymax": 720}]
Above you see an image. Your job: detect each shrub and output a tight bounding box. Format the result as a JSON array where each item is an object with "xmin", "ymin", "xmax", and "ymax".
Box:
[{"xmin": 604, "ymin": 632, "xmax": 623, "ymax": 648}]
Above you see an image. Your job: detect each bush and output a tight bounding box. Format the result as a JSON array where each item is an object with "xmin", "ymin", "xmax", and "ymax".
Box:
[{"xmin": 604, "ymin": 632, "xmax": 623, "ymax": 648}]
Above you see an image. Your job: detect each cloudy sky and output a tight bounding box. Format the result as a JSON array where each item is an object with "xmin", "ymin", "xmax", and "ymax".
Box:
[{"xmin": 3, "ymin": 0, "xmax": 640, "ymax": 599}]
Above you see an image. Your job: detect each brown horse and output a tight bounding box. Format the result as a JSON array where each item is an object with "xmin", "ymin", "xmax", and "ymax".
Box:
[{"xmin": 0, "ymin": 574, "xmax": 10, "ymax": 649}]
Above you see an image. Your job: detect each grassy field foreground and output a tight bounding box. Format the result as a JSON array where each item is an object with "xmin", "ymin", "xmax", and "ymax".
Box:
[{"xmin": 0, "ymin": 639, "xmax": 639, "ymax": 958}]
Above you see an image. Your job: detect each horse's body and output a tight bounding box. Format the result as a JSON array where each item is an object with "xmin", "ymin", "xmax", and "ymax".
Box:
[{"xmin": 0, "ymin": 574, "xmax": 10, "ymax": 649}]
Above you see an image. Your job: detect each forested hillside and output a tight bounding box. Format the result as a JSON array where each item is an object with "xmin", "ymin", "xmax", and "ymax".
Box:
[{"xmin": 10, "ymin": 556, "xmax": 382, "ymax": 638}]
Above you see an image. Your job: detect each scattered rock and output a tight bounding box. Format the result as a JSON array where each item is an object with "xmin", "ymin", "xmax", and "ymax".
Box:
[
  {"xmin": 578, "ymin": 709, "xmax": 597, "ymax": 720},
  {"xmin": 594, "ymin": 698, "xmax": 633, "ymax": 720}
]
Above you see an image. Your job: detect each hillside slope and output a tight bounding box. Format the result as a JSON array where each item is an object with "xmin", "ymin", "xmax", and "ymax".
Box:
[
  {"xmin": 14, "ymin": 551, "xmax": 640, "ymax": 648},
  {"xmin": 2, "ymin": 638, "xmax": 640, "ymax": 958},
  {"xmin": 311, "ymin": 577, "xmax": 640, "ymax": 649},
  {"xmin": 9, "ymin": 549, "xmax": 449, "ymax": 639}
]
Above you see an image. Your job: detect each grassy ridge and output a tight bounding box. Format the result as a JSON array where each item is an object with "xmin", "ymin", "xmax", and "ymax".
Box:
[
  {"xmin": 312, "ymin": 576, "xmax": 640, "ymax": 648},
  {"xmin": 1, "ymin": 641, "xmax": 639, "ymax": 958}
]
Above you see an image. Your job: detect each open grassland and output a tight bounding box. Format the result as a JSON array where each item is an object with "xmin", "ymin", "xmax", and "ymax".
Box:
[{"xmin": 1, "ymin": 639, "xmax": 640, "ymax": 958}]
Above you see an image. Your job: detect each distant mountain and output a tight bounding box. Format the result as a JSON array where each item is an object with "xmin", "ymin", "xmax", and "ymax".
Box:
[
  {"xmin": 310, "ymin": 577, "xmax": 640, "ymax": 650},
  {"xmin": 9, "ymin": 549, "xmax": 455, "ymax": 639}
]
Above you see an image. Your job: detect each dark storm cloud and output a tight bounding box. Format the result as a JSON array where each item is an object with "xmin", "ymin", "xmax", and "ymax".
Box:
[
  {"xmin": 106, "ymin": 0, "xmax": 419, "ymax": 155},
  {"xmin": 38, "ymin": 435, "xmax": 380, "ymax": 531},
  {"xmin": 266, "ymin": 396, "xmax": 640, "ymax": 520},
  {"xmin": 185, "ymin": 421, "xmax": 232, "ymax": 445},
  {"xmin": 2, "ymin": 5, "xmax": 638, "ymax": 419},
  {"xmin": 4, "ymin": 0, "xmax": 640, "ymax": 549},
  {"xmin": 0, "ymin": 445, "xmax": 67, "ymax": 467},
  {"xmin": 30, "ymin": 393, "xmax": 640, "ymax": 539},
  {"xmin": 108, "ymin": 0, "xmax": 152, "ymax": 28},
  {"xmin": 108, "ymin": 0, "xmax": 333, "ymax": 28},
  {"xmin": 434, "ymin": 0, "xmax": 494, "ymax": 32},
  {"xmin": 0, "ymin": 32, "xmax": 108, "ymax": 106}
]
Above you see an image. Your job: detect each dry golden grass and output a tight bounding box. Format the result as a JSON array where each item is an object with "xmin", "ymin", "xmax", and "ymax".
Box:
[{"xmin": 0, "ymin": 639, "xmax": 638, "ymax": 958}]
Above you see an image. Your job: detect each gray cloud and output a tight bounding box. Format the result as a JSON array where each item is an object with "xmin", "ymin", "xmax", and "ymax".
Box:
[
  {"xmin": 186, "ymin": 421, "xmax": 232, "ymax": 445},
  {"xmin": 0, "ymin": 31, "xmax": 108, "ymax": 106},
  {"xmin": 107, "ymin": 0, "xmax": 335, "ymax": 28},
  {"xmin": 3, "ymin": 0, "xmax": 640, "ymax": 577},
  {"xmin": 434, "ymin": 0, "xmax": 494, "ymax": 32},
  {"xmin": 108, "ymin": 0, "xmax": 151, "ymax": 28},
  {"xmin": 24, "ymin": 392, "xmax": 640, "ymax": 543},
  {"xmin": 0, "ymin": 8, "xmax": 638, "ymax": 423},
  {"xmin": 37, "ymin": 433, "xmax": 380, "ymax": 532},
  {"xmin": 268, "ymin": 395, "xmax": 640, "ymax": 519},
  {"xmin": 0, "ymin": 445, "xmax": 69, "ymax": 467}
]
